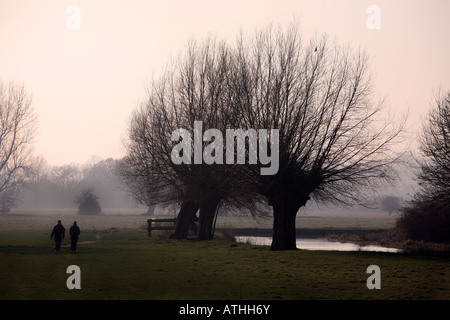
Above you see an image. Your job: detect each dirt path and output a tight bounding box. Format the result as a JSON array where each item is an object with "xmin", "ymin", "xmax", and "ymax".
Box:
[{"xmin": 61, "ymin": 233, "xmax": 101, "ymax": 247}]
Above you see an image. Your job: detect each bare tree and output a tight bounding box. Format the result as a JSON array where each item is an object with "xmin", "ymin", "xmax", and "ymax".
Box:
[
  {"xmin": 396, "ymin": 90, "xmax": 450, "ymax": 243},
  {"xmin": 50, "ymin": 164, "xmax": 81, "ymax": 189},
  {"xmin": 0, "ymin": 187, "xmax": 19, "ymax": 214},
  {"xmin": 117, "ymin": 38, "xmax": 266, "ymax": 240},
  {"xmin": 116, "ymin": 101, "xmax": 185, "ymax": 204},
  {"xmin": 418, "ymin": 90, "xmax": 450, "ymax": 204},
  {"xmin": 118, "ymin": 22, "xmax": 405, "ymax": 248},
  {"xmin": 0, "ymin": 81, "xmax": 37, "ymax": 197},
  {"xmin": 231, "ymin": 23, "xmax": 406, "ymax": 250}
]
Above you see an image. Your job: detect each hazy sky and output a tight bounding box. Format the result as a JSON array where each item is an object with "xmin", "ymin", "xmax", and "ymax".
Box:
[{"xmin": 1, "ymin": 0, "xmax": 449, "ymax": 166}]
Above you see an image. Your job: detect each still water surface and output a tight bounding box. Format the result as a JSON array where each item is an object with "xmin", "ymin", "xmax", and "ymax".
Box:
[{"xmin": 235, "ymin": 236, "xmax": 401, "ymax": 253}]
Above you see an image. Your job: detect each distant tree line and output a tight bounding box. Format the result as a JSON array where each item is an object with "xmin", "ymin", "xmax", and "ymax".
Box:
[{"xmin": 12, "ymin": 157, "xmax": 140, "ymax": 212}]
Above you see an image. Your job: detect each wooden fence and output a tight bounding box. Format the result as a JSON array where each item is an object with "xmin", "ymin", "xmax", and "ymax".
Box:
[{"xmin": 147, "ymin": 218, "xmax": 177, "ymax": 237}]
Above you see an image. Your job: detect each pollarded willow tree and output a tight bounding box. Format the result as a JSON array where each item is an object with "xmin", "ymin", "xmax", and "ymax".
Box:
[
  {"xmin": 116, "ymin": 101, "xmax": 204, "ymax": 238},
  {"xmin": 118, "ymin": 21, "xmax": 406, "ymax": 249},
  {"xmin": 229, "ymin": 23, "xmax": 407, "ymax": 250},
  {"xmin": 116, "ymin": 38, "xmax": 266, "ymax": 240}
]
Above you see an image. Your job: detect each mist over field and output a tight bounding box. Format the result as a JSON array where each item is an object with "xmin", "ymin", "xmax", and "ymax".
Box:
[{"xmin": 1, "ymin": 151, "xmax": 415, "ymax": 235}]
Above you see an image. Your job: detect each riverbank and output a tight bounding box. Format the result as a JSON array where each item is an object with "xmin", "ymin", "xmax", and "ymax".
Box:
[
  {"xmin": 229, "ymin": 227, "xmax": 389, "ymax": 239},
  {"xmin": 224, "ymin": 227, "xmax": 450, "ymax": 255}
]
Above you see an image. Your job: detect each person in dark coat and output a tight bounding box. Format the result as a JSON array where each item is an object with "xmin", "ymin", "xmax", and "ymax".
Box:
[
  {"xmin": 69, "ymin": 221, "xmax": 81, "ymax": 253},
  {"xmin": 50, "ymin": 220, "xmax": 65, "ymax": 253}
]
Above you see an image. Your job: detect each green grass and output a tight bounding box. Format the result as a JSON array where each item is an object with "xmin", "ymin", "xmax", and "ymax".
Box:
[{"xmin": 0, "ymin": 229, "xmax": 448, "ymax": 300}]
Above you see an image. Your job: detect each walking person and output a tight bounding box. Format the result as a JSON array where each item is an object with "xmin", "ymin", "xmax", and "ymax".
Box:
[
  {"xmin": 50, "ymin": 220, "xmax": 65, "ymax": 253},
  {"xmin": 69, "ymin": 221, "xmax": 81, "ymax": 253}
]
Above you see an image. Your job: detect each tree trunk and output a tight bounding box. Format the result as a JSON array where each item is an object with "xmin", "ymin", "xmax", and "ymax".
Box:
[
  {"xmin": 146, "ymin": 204, "xmax": 156, "ymax": 216},
  {"xmin": 270, "ymin": 201, "xmax": 299, "ymax": 250},
  {"xmin": 270, "ymin": 195, "xmax": 309, "ymax": 251},
  {"xmin": 171, "ymin": 200, "xmax": 199, "ymax": 239},
  {"xmin": 197, "ymin": 197, "xmax": 221, "ymax": 240}
]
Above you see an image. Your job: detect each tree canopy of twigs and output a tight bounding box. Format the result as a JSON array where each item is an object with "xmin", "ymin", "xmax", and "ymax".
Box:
[
  {"xmin": 418, "ymin": 90, "xmax": 450, "ymax": 204},
  {"xmin": 116, "ymin": 38, "xmax": 267, "ymax": 240},
  {"xmin": 232, "ymin": 23, "xmax": 407, "ymax": 249},
  {"xmin": 0, "ymin": 80, "xmax": 37, "ymax": 197},
  {"xmin": 117, "ymin": 21, "xmax": 407, "ymax": 249},
  {"xmin": 396, "ymin": 90, "xmax": 450, "ymax": 243}
]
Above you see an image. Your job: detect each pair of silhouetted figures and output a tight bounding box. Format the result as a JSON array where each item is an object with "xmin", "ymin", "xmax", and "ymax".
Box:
[{"xmin": 50, "ymin": 220, "xmax": 80, "ymax": 253}]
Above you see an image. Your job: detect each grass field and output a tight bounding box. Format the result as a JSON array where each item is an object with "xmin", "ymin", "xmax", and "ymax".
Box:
[
  {"xmin": 0, "ymin": 211, "xmax": 448, "ymax": 300},
  {"xmin": 2, "ymin": 207, "xmax": 399, "ymax": 231}
]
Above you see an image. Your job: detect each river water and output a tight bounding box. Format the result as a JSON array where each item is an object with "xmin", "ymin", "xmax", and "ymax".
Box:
[{"xmin": 235, "ymin": 236, "xmax": 401, "ymax": 253}]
